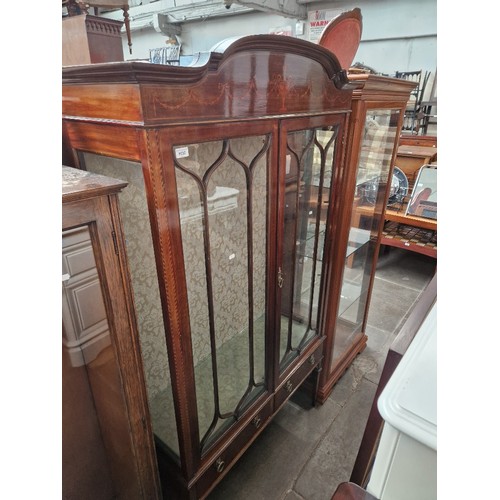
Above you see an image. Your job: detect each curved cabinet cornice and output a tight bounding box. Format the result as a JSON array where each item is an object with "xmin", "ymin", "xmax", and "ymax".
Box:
[
  {"xmin": 63, "ymin": 34, "xmax": 352, "ymax": 87},
  {"xmin": 62, "ymin": 35, "xmax": 357, "ymax": 126}
]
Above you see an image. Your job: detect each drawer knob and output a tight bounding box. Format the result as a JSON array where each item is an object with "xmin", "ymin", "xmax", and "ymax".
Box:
[
  {"xmin": 309, "ymin": 354, "xmax": 316, "ymax": 365},
  {"xmin": 286, "ymin": 380, "xmax": 293, "ymax": 393},
  {"xmin": 252, "ymin": 416, "xmax": 262, "ymax": 429},
  {"xmin": 215, "ymin": 457, "xmax": 225, "ymax": 473}
]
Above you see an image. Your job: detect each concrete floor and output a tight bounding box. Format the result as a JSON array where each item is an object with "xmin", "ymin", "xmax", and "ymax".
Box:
[{"xmin": 208, "ymin": 247, "xmax": 436, "ymax": 500}]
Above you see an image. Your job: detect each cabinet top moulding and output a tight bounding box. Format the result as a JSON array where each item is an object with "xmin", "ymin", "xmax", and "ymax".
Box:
[
  {"xmin": 62, "ymin": 165, "xmax": 127, "ymax": 203},
  {"xmin": 62, "ymin": 34, "xmax": 359, "ymax": 127},
  {"xmin": 348, "ymin": 73, "xmax": 417, "ymax": 101}
]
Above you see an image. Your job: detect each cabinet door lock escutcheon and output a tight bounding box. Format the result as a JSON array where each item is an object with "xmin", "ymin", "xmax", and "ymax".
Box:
[
  {"xmin": 278, "ymin": 267, "xmax": 284, "ymax": 288},
  {"xmin": 252, "ymin": 416, "xmax": 262, "ymax": 428},
  {"xmin": 215, "ymin": 457, "xmax": 225, "ymax": 473}
]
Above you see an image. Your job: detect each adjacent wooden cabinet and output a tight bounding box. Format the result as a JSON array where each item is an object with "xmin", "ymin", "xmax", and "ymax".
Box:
[
  {"xmin": 316, "ymin": 73, "xmax": 416, "ymax": 402},
  {"xmin": 62, "ymin": 36, "xmax": 410, "ymax": 499},
  {"xmin": 62, "ymin": 166, "xmax": 161, "ymax": 499},
  {"xmin": 62, "ymin": 14, "xmax": 124, "ymax": 66}
]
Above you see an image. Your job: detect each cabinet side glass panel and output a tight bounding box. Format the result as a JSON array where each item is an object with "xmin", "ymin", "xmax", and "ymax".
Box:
[
  {"xmin": 331, "ymin": 109, "xmax": 400, "ymax": 368},
  {"xmin": 173, "ymin": 135, "xmax": 269, "ymax": 452},
  {"xmin": 62, "ymin": 225, "xmax": 142, "ymax": 499},
  {"xmin": 79, "ymin": 153, "xmax": 180, "ymax": 458},
  {"xmin": 279, "ymin": 126, "xmax": 337, "ymax": 371}
]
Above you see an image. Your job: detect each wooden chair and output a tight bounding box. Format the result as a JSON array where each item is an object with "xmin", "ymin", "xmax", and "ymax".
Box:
[
  {"xmin": 318, "ymin": 8, "xmax": 363, "ymax": 70},
  {"xmin": 395, "ymin": 70, "xmax": 431, "ymax": 134}
]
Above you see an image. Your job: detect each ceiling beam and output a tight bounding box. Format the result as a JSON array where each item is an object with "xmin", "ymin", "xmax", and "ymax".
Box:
[
  {"xmin": 234, "ymin": 0, "xmax": 306, "ymax": 19},
  {"xmin": 101, "ymin": 0, "xmax": 308, "ymax": 31},
  {"xmin": 103, "ymin": 0, "xmax": 254, "ymax": 31},
  {"xmin": 153, "ymin": 13, "xmax": 182, "ymax": 36}
]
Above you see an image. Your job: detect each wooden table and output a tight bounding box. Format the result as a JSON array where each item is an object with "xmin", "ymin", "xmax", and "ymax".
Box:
[
  {"xmin": 382, "ymin": 200, "xmax": 437, "ymax": 258},
  {"xmin": 350, "ymin": 141, "xmax": 438, "ymax": 261},
  {"xmin": 395, "ymin": 144, "xmax": 437, "ymax": 183},
  {"xmin": 381, "ymin": 143, "xmax": 438, "ymax": 257},
  {"xmin": 352, "ymin": 203, "xmax": 437, "ymax": 258}
]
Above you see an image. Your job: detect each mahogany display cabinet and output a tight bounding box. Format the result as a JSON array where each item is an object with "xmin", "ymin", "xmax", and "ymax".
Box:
[
  {"xmin": 62, "ymin": 166, "xmax": 161, "ymax": 499},
  {"xmin": 315, "ymin": 73, "xmax": 416, "ymax": 402},
  {"xmin": 62, "ymin": 35, "xmax": 378, "ymax": 499}
]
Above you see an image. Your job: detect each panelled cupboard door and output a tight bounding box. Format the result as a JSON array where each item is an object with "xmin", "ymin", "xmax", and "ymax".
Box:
[{"xmin": 62, "ymin": 167, "xmax": 161, "ymax": 500}]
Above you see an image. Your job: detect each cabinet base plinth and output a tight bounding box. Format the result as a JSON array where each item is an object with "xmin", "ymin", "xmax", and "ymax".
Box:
[{"xmin": 316, "ymin": 335, "xmax": 367, "ymax": 404}]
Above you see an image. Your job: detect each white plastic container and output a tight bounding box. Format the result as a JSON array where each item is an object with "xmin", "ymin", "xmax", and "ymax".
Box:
[{"xmin": 367, "ymin": 303, "xmax": 437, "ymax": 500}]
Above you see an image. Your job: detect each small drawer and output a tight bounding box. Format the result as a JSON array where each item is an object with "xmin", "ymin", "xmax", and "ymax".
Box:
[
  {"xmin": 274, "ymin": 343, "xmax": 323, "ymax": 410},
  {"xmin": 195, "ymin": 397, "xmax": 273, "ymax": 498}
]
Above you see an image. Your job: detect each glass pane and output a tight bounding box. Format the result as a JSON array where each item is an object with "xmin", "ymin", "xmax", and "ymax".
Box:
[
  {"xmin": 279, "ymin": 127, "xmax": 337, "ymax": 370},
  {"xmin": 176, "ymin": 165, "xmax": 215, "ymax": 442},
  {"xmin": 62, "ymin": 225, "xmax": 141, "ymax": 499},
  {"xmin": 80, "ymin": 153, "xmax": 179, "ymax": 457},
  {"xmin": 252, "ymin": 155, "xmax": 267, "ymax": 387},
  {"xmin": 331, "ymin": 109, "xmax": 400, "ymax": 368},
  {"xmin": 174, "ymin": 135, "xmax": 269, "ymax": 451}
]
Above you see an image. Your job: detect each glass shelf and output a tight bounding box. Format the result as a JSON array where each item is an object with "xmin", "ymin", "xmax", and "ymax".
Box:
[
  {"xmin": 346, "ymin": 227, "xmax": 370, "ymax": 258},
  {"xmin": 337, "ymin": 245, "xmax": 368, "ymax": 320},
  {"xmin": 337, "ymin": 255, "xmax": 370, "ymax": 331},
  {"xmin": 151, "ymin": 318, "xmax": 267, "ymax": 456},
  {"xmin": 338, "ymin": 280, "xmax": 363, "ymax": 320},
  {"xmin": 179, "ymin": 186, "xmax": 240, "ymax": 222},
  {"xmin": 355, "ymin": 170, "xmax": 384, "ymax": 188},
  {"xmin": 299, "ymin": 228, "xmax": 325, "ymax": 261}
]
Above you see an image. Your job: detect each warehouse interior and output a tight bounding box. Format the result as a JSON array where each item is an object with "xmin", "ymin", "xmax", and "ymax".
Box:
[{"xmin": 3, "ymin": 3, "xmax": 497, "ymax": 500}]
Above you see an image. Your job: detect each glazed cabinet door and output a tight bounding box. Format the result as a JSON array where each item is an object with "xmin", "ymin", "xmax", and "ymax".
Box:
[
  {"xmin": 157, "ymin": 121, "xmax": 279, "ymax": 459},
  {"xmin": 275, "ymin": 114, "xmax": 346, "ymax": 383},
  {"xmin": 329, "ymin": 106, "xmax": 401, "ymax": 374}
]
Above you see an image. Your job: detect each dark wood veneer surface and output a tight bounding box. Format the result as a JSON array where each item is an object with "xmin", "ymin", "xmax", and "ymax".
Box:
[
  {"xmin": 62, "ymin": 166, "xmax": 161, "ymax": 499},
  {"xmin": 62, "ymin": 35, "xmax": 370, "ymax": 499}
]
